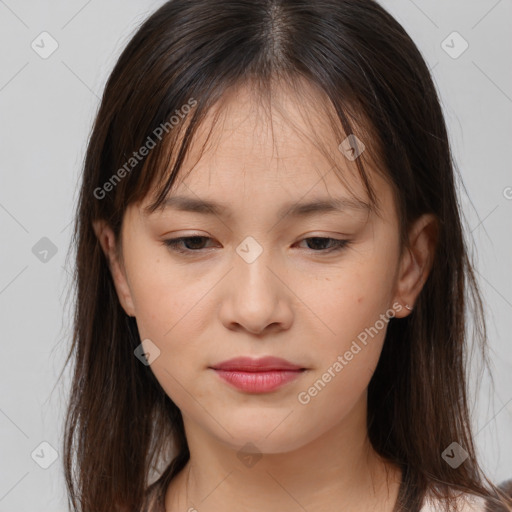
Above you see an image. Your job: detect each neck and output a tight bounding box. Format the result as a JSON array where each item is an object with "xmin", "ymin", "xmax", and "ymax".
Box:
[{"xmin": 165, "ymin": 397, "xmax": 402, "ymax": 512}]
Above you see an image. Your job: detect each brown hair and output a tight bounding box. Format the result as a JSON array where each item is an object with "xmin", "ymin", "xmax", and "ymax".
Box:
[{"xmin": 61, "ymin": 1, "xmax": 512, "ymax": 511}]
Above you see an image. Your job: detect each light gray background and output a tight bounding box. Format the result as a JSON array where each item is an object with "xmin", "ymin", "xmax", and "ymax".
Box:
[{"xmin": 0, "ymin": 1, "xmax": 511, "ymax": 510}]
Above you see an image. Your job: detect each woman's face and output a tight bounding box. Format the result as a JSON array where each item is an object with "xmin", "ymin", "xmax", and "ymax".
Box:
[{"xmin": 100, "ymin": 82, "xmax": 431, "ymax": 454}]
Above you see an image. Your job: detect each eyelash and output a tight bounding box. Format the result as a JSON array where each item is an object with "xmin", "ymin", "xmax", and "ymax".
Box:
[{"xmin": 162, "ymin": 236, "xmax": 351, "ymax": 255}]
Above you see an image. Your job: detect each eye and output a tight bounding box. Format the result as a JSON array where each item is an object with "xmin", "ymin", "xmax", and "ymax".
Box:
[
  {"xmin": 163, "ymin": 236, "xmax": 214, "ymax": 253},
  {"xmin": 162, "ymin": 236, "xmax": 350, "ymax": 255},
  {"xmin": 296, "ymin": 237, "xmax": 351, "ymax": 253}
]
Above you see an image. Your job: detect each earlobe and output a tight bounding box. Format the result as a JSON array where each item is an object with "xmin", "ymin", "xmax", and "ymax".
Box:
[
  {"xmin": 92, "ymin": 220, "xmax": 136, "ymax": 317},
  {"xmin": 393, "ymin": 213, "xmax": 438, "ymax": 318}
]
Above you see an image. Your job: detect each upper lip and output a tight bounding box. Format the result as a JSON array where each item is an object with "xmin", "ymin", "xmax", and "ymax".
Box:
[{"xmin": 210, "ymin": 356, "xmax": 305, "ymax": 372}]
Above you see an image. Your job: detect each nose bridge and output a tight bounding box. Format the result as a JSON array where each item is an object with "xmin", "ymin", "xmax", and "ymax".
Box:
[
  {"xmin": 219, "ymin": 235, "xmax": 292, "ymax": 333},
  {"xmin": 235, "ymin": 235, "xmax": 279, "ymax": 306}
]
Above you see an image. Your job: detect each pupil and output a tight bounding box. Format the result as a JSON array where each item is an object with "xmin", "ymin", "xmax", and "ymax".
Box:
[
  {"xmin": 186, "ymin": 237, "xmax": 206, "ymax": 249},
  {"xmin": 308, "ymin": 238, "xmax": 329, "ymax": 250}
]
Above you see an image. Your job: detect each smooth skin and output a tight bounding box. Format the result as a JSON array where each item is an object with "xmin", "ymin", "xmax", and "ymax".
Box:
[{"xmin": 94, "ymin": 80, "xmax": 437, "ymax": 512}]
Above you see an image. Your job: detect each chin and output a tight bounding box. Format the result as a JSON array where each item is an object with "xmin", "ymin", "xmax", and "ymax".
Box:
[
  {"xmin": 209, "ymin": 419, "xmax": 315, "ymax": 455},
  {"xmin": 225, "ymin": 435, "xmax": 309, "ymax": 456}
]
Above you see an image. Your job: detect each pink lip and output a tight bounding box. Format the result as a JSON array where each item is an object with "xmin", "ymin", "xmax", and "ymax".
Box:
[{"xmin": 210, "ymin": 357, "xmax": 306, "ymax": 393}]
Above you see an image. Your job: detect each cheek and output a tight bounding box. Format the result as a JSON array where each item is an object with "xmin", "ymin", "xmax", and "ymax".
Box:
[
  {"xmin": 127, "ymin": 251, "xmax": 201, "ymax": 337},
  {"xmin": 128, "ymin": 261, "xmax": 210, "ymax": 410},
  {"xmin": 297, "ymin": 243, "xmax": 399, "ymax": 412},
  {"xmin": 126, "ymin": 253, "xmax": 216, "ymax": 392},
  {"xmin": 295, "ymin": 275, "xmax": 392, "ymax": 421},
  {"xmin": 307, "ymin": 258, "xmax": 396, "ymax": 355}
]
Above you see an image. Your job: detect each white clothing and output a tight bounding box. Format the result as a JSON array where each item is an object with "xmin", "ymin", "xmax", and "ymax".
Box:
[{"xmin": 420, "ymin": 491, "xmax": 487, "ymax": 511}]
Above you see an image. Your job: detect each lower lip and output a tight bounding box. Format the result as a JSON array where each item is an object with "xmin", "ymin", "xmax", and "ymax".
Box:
[{"xmin": 212, "ymin": 369, "xmax": 304, "ymax": 393}]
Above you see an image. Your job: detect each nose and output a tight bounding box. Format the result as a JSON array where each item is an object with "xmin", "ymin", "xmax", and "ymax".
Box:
[{"xmin": 218, "ymin": 249, "xmax": 294, "ymax": 336}]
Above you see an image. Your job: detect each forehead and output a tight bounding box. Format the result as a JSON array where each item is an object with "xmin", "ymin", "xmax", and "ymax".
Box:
[{"xmin": 141, "ymin": 80, "xmax": 395, "ymax": 223}]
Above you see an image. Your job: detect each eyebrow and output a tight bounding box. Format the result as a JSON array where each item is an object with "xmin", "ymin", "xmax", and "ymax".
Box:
[{"xmin": 148, "ymin": 194, "xmax": 371, "ymax": 218}]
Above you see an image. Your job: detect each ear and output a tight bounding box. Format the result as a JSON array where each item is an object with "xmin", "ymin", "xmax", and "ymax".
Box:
[
  {"xmin": 392, "ymin": 213, "xmax": 438, "ymax": 318},
  {"xmin": 92, "ymin": 219, "xmax": 136, "ymax": 317}
]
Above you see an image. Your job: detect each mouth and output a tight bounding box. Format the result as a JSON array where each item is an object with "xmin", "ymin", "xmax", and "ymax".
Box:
[{"xmin": 209, "ymin": 356, "xmax": 307, "ymax": 393}]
